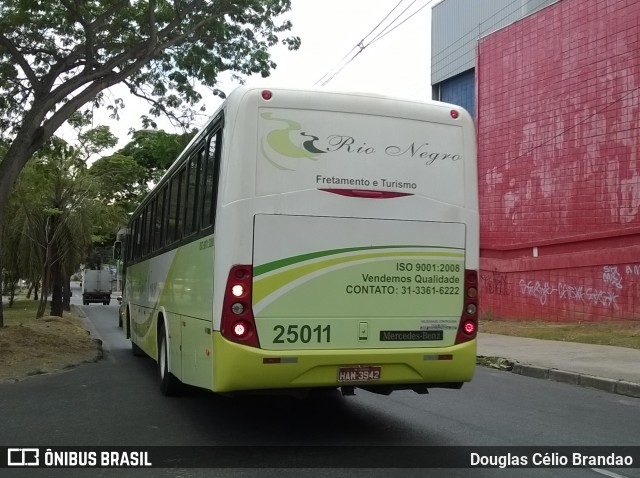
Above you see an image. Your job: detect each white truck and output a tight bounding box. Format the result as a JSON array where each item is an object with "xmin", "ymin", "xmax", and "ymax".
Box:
[{"xmin": 82, "ymin": 268, "xmax": 113, "ymax": 305}]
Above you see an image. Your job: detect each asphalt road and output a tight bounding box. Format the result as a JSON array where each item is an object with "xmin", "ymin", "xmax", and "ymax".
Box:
[{"xmin": 1, "ymin": 289, "xmax": 639, "ymax": 478}]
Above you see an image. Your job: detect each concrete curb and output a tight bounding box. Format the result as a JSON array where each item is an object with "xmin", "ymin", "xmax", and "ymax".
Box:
[
  {"xmin": 72, "ymin": 305, "xmax": 106, "ymax": 362},
  {"xmin": 507, "ymin": 363, "xmax": 640, "ymax": 399}
]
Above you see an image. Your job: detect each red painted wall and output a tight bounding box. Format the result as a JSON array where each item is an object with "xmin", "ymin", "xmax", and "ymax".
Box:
[{"xmin": 477, "ymin": 0, "xmax": 640, "ymax": 321}]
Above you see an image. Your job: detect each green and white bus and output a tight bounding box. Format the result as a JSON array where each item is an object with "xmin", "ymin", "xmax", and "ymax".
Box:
[{"xmin": 118, "ymin": 86, "xmax": 479, "ymax": 397}]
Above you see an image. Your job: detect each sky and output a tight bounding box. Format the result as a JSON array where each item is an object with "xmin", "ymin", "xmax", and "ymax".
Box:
[
  {"xmin": 236, "ymin": 0, "xmax": 433, "ymax": 98},
  {"xmin": 61, "ymin": 0, "xmax": 436, "ymax": 154}
]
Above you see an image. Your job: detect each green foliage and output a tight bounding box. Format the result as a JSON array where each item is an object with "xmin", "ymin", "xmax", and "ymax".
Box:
[
  {"xmin": 77, "ymin": 125, "xmax": 118, "ymax": 158},
  {"xmin": 118, "ymin": 129, "xmax": 195, "ymax": 183},
  {"xmin": 11, "ymin": 138, "xmax": 96, "ymax": 260},
  {"xmin": 0, "ymin": 0, "xmax": 298, "ymax": 322},
  {"xmin": 4, "ymin": 127, "xmax": 129, "ymax": 315},
  {"xmin": 89, "ymin": 153, "xmax": 148, "ymax": 208},
  {"xmin": 88, "ymin": 129, "xmax": 194, "ymax": 214},
  {"xmin": 0, "ymin": 0, "xmax": 299, "ymax": 139}
]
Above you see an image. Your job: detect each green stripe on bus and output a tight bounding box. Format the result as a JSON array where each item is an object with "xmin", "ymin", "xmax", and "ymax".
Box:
[
  {"xmin": 253, "ymin": 245, "xmax": 463, "ymax": 277},
  {"xmin": 253, "ymin": 250, "xmax": 464, "ymax": 305}
]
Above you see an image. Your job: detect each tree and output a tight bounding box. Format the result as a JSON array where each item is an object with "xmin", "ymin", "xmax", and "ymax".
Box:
[
  {"xmin": 0, "ymin": 0, "xmax": 299, "ymax": 326},
  {"xmin": 118, "ymin": 129, "xmax": 195, "ymax": 184},
  {"xmin": 88, "ymin": 129, "xmax": 195, "ymax": 210},
  {"xmin": 5, "ymin": 118, "xmax": 120, "ymax": 319},
  {"xmin": 0, "ymin": 192, "xmax": 23, "ymax": 306},
  {"xmin": 9, "ymin": 138, "xmax": 100, "ymax": 317}
]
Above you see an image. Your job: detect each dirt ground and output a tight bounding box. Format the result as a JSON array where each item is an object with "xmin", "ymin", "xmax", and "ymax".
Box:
[{"xmin": 0, "ymin": 314, "xmax": 102, "ymax": 383}]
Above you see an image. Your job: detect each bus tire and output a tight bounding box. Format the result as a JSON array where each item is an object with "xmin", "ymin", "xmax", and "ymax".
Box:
[
  {"xmin": 125, "ymin": 308, "xmax": 131, "ymax": 339},
  {"xmin": 158, "ymin": 323, "xmax": 181, "ymax": 396}
]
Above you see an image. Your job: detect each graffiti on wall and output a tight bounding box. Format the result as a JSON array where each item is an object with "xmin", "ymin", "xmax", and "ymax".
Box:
[
  {"xmin": 602, "ymin": 266, "xmax": 623, "ymax": 289},
  {"xmin": 518, "ymin": 280, "xmax": 555, "ymax": 305},
  {"xmin": 480, "ymin": 272, "xmax": 511, "ymax": 296},
  {"xmin": 626, "ymin": 264, "xmax": 640, "ymax": 277},
  {"xmin": 517, "ymin": 265, "xmax": 633, "ymax": 309},
  {"xmin": 557, "ymin": 282, "xmax": 619, "ymax": 308},
  {"xmin": 518, "ymin": 279, "xmax": 619, "ymax": 308}
]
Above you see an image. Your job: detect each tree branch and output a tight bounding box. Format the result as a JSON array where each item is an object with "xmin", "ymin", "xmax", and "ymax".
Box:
[
  {"xmin": 28, "ymin": 0, "xmax": 222, "ymax": 117},
  {"xmin": 156, "ymin": 0, "xmax": 209, "ymax": 42},
  {"xmin": 59, "ymin": 0, "xmax": 97, "ymax": 70},
  {"xmin": 158, "ymin": 16, "xmax": 212, "ymax": 50},
  {"xmin": 41, "ymin": 49, "xmax": 87, "ymax": 93},
  {"xmin": 39, "ymin": 51, "xmax": 162, "ymax": 152},
  {"xmin": 149, "ymin": 0, "xmax": 158, "ymax": 46},
  {"xmin": 0, "ymin": 34, "xmax": 41, "ymax": 94},
  {"xmin": 39, "ymin": 40, "xmax": 153, "ymax": 115},
  {"xmin": 123, "ymin": 80, "xmax": 191, "ymax": 130},
  {"xmin": 89, "ymin": 0, "xmax": 131, "ymax": 31}
]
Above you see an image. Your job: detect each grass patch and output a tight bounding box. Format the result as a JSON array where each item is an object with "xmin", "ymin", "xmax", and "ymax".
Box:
[
  {"xmin": 0, "ymin": 299, "xmax": 102, "ymax": 383},
  {"xmin": 480, "ymin": 318, "xmax": 640, "ymax": 350},
  {"xmin": 3, "ymin": 295, "xmax": 40, "ymax": 324}
]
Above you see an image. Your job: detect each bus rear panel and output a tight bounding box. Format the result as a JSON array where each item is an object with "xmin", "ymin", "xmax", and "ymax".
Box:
[{"xmin": 211, "ymin": 88, "xmax": 479, "ymax": 395}]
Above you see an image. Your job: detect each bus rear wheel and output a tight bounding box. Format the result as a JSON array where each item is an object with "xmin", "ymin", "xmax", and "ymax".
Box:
[{"xmin": 158, "ymin": 323, "xmax": 181, "ymax": 396}]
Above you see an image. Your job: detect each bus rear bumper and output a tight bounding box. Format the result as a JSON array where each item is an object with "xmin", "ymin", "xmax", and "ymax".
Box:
[{"xmin": 212, "ymin": 333, "xmax": 476, "ymax": 394}]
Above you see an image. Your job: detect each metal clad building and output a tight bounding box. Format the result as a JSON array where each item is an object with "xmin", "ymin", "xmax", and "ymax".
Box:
[{"xmin": 431, "ymin": 0, "xmax": 557, "ymax": 116}]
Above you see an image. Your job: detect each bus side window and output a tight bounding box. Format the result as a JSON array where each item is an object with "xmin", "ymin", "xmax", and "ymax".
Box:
[
  {"xmin": 177, "ymin": 165, "xmax": 187, "ymax": 240},
  {"xmin": 202, "ymin": 130, "xmax": 221, "ymax": 230},
  {"xmin": 154, "ymin": 188, "xmax": 166, "ymax": 251},
  {"xmin": 129, "ymin": 218, "xmax": 136, "ymax": 262},
  {"xmin": 166, "ymin": 176, "xmax": 179, "ymax": 245},
  {"xmin": 144, "ymin": 200, "xmax": 154, "ymax": 256},
  {"xmin": 134, "ymin": 216, "xmax": 142, "ymax": 261},
  {"xmin": 184, "ymin": 150, "xmax": 202, "ymax": 237}
]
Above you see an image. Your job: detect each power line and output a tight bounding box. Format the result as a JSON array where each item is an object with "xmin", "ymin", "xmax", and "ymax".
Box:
[
  {"xmin": 362, "ymin": 0, "xmax": 408, "ymax": 44},
  {"xmin": 314, "ymin": 0, "xmax": 405, "ymax": 86},
  {"xmin": 369, "ymin": 0, "xmax": 436, "ymax": 46},
  {"xmin": 431, "ymin": 0, "xmax": 522, "ymax": 65},
  {"xmin": 431, "ymin": 0, "xmax": 541, "ymax": 79},
  {"xmin": 368, "ymin": 0, "xmax": 421, "ymax": 44},
  {"xmin": 315, "ymin": 0, "xmax": 436, "ymax": 87}
]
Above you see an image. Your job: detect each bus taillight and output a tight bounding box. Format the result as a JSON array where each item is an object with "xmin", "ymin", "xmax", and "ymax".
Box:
[
  {"xmin": 233, "ymin": 321, "xmax": 248, "ymax": 337},
  {"xmin": 455, "ymin": 270, "xmax": 478, "ymax": 344},
  {"xmin": 463, "ymin": 320, "xmax": 476, "ymax": 334},
  {"xmin": 221, "ymin": 265, "xmax": 260, "ymax": 348}
]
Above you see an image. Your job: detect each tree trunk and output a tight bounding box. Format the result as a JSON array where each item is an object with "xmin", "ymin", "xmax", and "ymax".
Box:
[
  {"xmin": 50, "ymin": 260, "xmax": 63, "ymax": 317},
  {"xmin": 0, "ymin": 210, "xmax": 4, "ymax": 328},
  {"xmin": 36, "ymin": 284, "xmax": 48, "ymax": 318},
  {"xmin": 8, "ymin": 277, "xmax": 15, "ymax": 307},
  {"xmin": 49, "ymin": 213, "xmax": 63, "ymax": 317},
  {"xmin": 63, "ymin": 268, "xmax": 71, "ymax": 312},
  {"xmin": 37, "ymin": 245, "xmax": 50, "ymax": 319}
]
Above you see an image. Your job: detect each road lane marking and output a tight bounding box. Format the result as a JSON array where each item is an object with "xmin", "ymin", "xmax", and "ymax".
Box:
[{"xmin": 592, "ymin": 468, "xmax": 630, "ymax": 478}]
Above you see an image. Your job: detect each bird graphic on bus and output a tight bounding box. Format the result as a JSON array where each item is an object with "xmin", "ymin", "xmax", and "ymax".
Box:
[{"xmin": 261, "ymin": 112, "xmax": 326, "ymax": 170}]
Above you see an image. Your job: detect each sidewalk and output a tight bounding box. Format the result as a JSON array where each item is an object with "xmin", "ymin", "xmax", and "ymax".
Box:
[{"xmin": 478, "ymin": 333, "xmax": 640, "ymax": 399}]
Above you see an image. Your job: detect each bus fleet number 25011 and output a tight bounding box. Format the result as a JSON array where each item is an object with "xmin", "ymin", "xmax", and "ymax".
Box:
[{"xmin": 272, "ymin": 324, "xmax": 331, "ymax": 344}]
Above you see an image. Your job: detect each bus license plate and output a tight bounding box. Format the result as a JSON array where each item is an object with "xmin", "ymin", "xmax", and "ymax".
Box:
[{"xmin": 338, "ymin": 366, "xmax": 381, "ymax": 383}]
